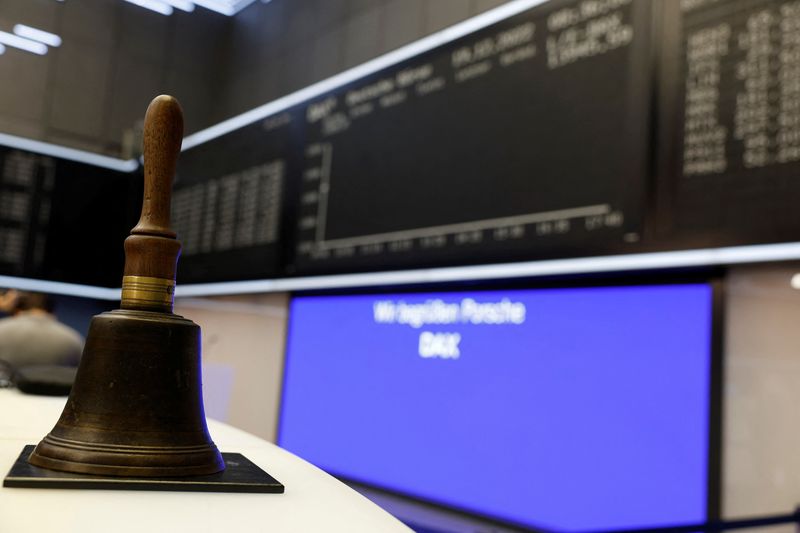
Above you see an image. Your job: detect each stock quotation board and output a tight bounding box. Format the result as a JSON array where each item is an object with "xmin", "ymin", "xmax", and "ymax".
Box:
[
  {"xmin": 0, "ymin": 148, "xmax": 53, "ymax": 278},
  {"xmin": 172, "ymin": 0, "xmax": 657, "ymax": 282},
  {"xmin": 291, "ymin": 0, "xmax": 654, "ymax": 275},
  {"xmin": 4, "ymin": 0, "xmax": 800, "ymax": 287},
  {"xmin": 172, "ymin": 111, "xmax": 298, "ymax": 283},
  {"xmin": 0, "ymin": 147, "xmax": 136, "ymax": 287},
  {"xmin": 656, "ymin": 0, "xmax": 800, "ymax": 248}
]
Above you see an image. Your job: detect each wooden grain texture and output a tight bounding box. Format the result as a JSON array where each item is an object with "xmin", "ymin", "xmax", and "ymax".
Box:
[
  {"xmin": 122, "ymin": 95, "xmax": 184, "ymax": 308},
  {"xmin": 133, "ymin": 95, "xmax": 184, "ymax": 238}
]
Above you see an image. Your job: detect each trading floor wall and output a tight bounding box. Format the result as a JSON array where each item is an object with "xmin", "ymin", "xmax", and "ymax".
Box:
[{"xmin": 722, "ymin": 264, "xmax": 800, "ymax": 525}]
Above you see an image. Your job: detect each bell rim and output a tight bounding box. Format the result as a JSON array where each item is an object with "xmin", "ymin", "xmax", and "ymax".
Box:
[
  {"xmin": 29, "ymin": 434, "xmax": 225, "ymax": 477},
  {"xmin": 28, "ymin": 453, "xmax": 226, "ymax": 478}
]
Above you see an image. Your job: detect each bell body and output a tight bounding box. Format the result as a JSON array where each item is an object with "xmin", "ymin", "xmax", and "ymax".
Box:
[{"xmin": 28, "ymin": 309, "xmax": 225, "ymax": 477}]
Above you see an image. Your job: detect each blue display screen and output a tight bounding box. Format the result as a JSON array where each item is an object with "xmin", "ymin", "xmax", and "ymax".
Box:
[{"xmin": 279, "ymin": 284, "xmax": 715, "ymax": 531}]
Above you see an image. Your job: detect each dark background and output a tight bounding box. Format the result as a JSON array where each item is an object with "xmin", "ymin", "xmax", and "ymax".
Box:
[{"xmin": 2, "ymin": 0, "xmax": 799, "ymax": 286}]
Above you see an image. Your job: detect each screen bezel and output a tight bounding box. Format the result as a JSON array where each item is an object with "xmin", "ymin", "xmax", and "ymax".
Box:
[{"xmin": 277, "ymin": 271, "xmax": 724, "ymax": 532}]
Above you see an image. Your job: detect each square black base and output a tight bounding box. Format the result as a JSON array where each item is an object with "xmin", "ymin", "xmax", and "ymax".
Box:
[{"xmin": 3, "ymin": 445, "xmax": 284, "ymax": 493}]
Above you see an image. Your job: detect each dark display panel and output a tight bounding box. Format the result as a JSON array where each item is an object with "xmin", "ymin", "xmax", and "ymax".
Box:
[
  {"xmin": 173, "ymin": 111, "xmax": 299, "ymax": 283},
  {"xmin": 657, "ymin": 0, "xmax": 800, "ymax": 248},
  {"xmin": 41, "ymin": 160, "xmax": 139, "ymax": 287},
  {"xmin": 0, "ymin": 148, "xmax": 137, "ymax": 287},
  {"xmin": 279, "ymin": 282, "xmax": 720, "ymax": 531},
  {"xmin": 164, "ymin": 0, "xmax": 800, "ymax": 285},
  {"xmin": 6, "ymin": 0, "xmax": 800, "ymax": 288},
  {"xmin": 291, "ymin": 0, "xmax": 653, "ymax": 275},
  {"xmin": 0, "ymin": 148, "xmax": 54, "ymax": 277}
]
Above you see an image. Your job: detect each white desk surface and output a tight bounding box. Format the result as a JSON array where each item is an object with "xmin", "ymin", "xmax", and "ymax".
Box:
[{"xmin": 0, "ymin": 389, "xmax": 412, "ymax": 533}]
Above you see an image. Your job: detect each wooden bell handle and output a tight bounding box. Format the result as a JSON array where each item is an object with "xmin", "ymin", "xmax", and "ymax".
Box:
[
  {"xmin": 121, "ymin": 95, "xmax": 184, "ymax": 313},
  {"xmin": 132, "ymin": 95, "xmax": 184, "ymax": 237}
]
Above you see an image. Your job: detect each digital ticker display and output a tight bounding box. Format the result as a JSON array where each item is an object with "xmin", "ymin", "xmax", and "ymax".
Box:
[
  {"xmin": 279, "ymin": 282, "xmax": 717, "ymax": 531},
  {"xmin": 7, "ymin": 0, "xmax": 800, "ymax": 287},
  {"xmin": 291, "ymin": 0, "xmax": 653, "ymax": 275}
]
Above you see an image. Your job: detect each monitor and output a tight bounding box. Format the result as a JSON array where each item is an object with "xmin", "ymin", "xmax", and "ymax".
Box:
[{"xmin": 278, "ymin": 281, "xmax": 720, "ymax": 531}]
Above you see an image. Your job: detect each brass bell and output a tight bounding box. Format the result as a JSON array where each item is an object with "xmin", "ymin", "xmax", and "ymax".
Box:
[{"xmin": 28, "ymin": 95, "xmax": 225, "ymax": 477}]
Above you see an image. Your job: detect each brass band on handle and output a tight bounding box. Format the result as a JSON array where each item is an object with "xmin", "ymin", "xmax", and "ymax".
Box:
[{"xmin": 121, "ymin": 275, "xmax": 175, "ymax": 313}]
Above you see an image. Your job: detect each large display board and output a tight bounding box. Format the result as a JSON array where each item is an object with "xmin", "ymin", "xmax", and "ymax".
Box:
[
  {"xmin": 169, "ymin": 0, "xmax": 800, "ymax": 285},
  {"xmin": 279, "ymin": 281, "xmax": 720, "ymax": 531},
  {"xmin": 172, "ymin": 0, "xmax": 656, "ymax": 283},
  {"xmin": 0, "ymin": 148, "xmax": 53, "ymax": 278},
  {"xmin": 172, "ymin": 111, "xmax": 298, "ymax": 283},
  {"xmin": 656, "ymin": 0, "xmax": 800, "ymax": 248},
  {"xmin": 5, "ymin": 0, "xmax": 800, "ymax": 288},
  {"xmin": 291, "ymin": 0, "xmax": 653, "ymax": 274},
  {"xmin": 0, "ymin": 147, "xmax": 137, "ymax": 287}
]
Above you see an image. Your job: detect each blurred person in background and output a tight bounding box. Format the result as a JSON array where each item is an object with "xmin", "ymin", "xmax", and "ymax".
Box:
[{"xmin": 0, "ymin": 289, "xmax": 83, "ymax": 370}]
